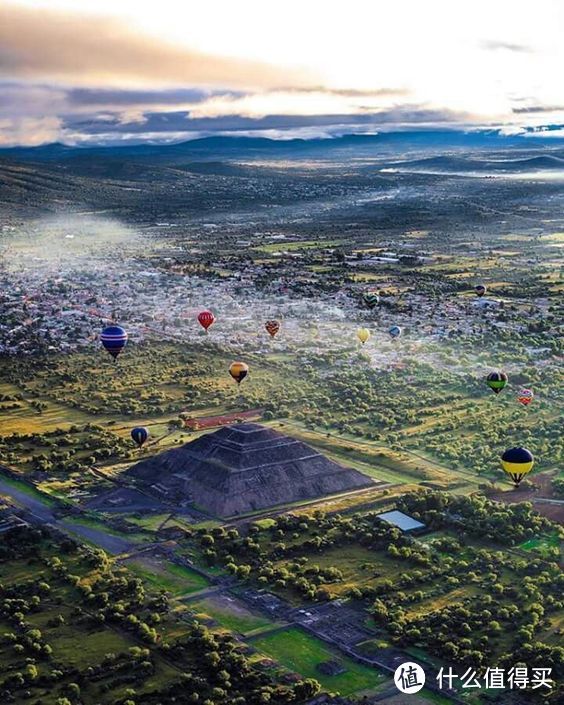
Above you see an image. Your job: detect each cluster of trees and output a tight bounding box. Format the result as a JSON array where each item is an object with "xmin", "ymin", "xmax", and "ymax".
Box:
[
  {"xmin": 4, "ymin": 333, "xmax": 560, "ymax": 482},
  {"xmin": 0, "ymin": 525, "xmax": 46, "ymax": 562},
  {"xmin": 553, "ymin": 477, "xmax": 564, "ymax": 497},
  {"xmin": 386, "ymin": 572, "xmax": 563, "ymax": 683},
  {"xmin": 397, "ymin": 491, "xmax": 558, "ymax": 545},
  {"xmin": 233, "ymin": 353, "xmax": 561, "ymax": 478},
  {"xmin": 0, "ymin": 525, "xmax": 321, "ymax": 705},
  {"xmin": 157, "ymin": 621, "xmax": 321, "ymax": 705},
  {"xmin": 188, "ymin": 493, "xmax": 563, "ymax": 693},
  {"xmin": 193, "ymin": 510, "xmax": 433, "ymax": 601},
  {"xmin": 0, "ymin": 423, "xmax": 131, "ymax": 475},
  {"xmin": 340, "ymin": 493, "xmax": 564, "ymax": 685},
  {"xmin": 5, "ymin": 345, "xmax": 234, "ymax": 418}
]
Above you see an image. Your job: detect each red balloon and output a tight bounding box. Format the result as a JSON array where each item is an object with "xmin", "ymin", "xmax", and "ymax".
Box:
[
  {"xmin": 517, "ymin": 389, "xmax": 534, "ymax": 406},
  {"xmin": 198, "ymin": 310, "xmax": 215, "ymax": 331}
]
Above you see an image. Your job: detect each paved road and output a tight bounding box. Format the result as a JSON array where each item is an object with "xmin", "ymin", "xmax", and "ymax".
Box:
[
  {"xmin": 0, "ymin": 474, "xmax": 135, "ymax": 555},
  {"xmin": 0, "ymin": 476, "xmax": 56, "ymax": 522},
  {"xmin": 60, "ymin": 520, "xmax": 134, "ymax": 554}
]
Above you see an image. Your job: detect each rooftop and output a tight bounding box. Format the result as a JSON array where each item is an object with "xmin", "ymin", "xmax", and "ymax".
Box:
[{"xmin": 376, "ymin": 510, "xmax": 425, "ymax": 532}]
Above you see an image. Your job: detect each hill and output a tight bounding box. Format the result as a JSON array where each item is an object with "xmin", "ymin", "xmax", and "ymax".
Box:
[{"xmin": 388, "ymin": 154, "xmax": 564, "ymax": 172}]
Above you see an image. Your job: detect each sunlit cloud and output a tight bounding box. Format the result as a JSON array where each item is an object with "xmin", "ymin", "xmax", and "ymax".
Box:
[
  {"xmin": 0, "ymin": 4, "xmax": 311, "ymax": 90},
  {"xmin": 1, "ymin": 0, "xmax": 564, "ymax": 146},
  {"xmin": 189, "ymin": 90, "xmax": 411, "ymax": 119},
  {"xmin": 0, "ymin": 117, "xmax": 63, "ymax": 146}
]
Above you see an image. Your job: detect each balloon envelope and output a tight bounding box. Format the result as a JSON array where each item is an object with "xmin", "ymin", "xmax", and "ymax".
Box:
[
  {"xmin": 517, "ymin": 388, "xmax": 534, "ymax": 406},
  {"xmin": 475, "ymin": 284, "xmax": 487, "ymax": 297},
  {"xmin": 100, "ymin": 325, "xmax": 128, "ymax": 359},
  {"xmin": 363, "ymin": 292, "xmax": 380, "ymax": 309},
  {"xmin": 229, "ymin": 361, "xmax": 249, "ymax": 385},
  {"xmin": 487, "ymin": 371, "xmax": 508, "ymax": 394},
  {"xmin": 198, "ymin": 311, "xmax": 215, "ymax": 331},
  {"xmin": 357, "ymin": 327, "xmax": 371, "ymax": 344},
  {"xmin": 131, "ymin": 427, "xmax": 149, "ymax": 448},
  {"xmin": 501, "ymin": 447, "xmax": 534, "ymax": 486},
  {"xmin": 265, "ymin": 320, "xmax": 281, "ymax": 338},
  {"xmin": 389, "ymin": 325, "xmax": 402, "ymax": 339}
]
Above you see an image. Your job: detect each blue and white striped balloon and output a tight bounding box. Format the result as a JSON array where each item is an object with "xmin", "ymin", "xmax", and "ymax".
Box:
[{"xmin": 100, "ymin": 325, "xmax": 128, "ymax": 360}]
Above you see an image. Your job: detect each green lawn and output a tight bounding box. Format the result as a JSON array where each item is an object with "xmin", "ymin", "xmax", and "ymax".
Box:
[
  {"xmin": 123, "ymin": 556, "xmax": 210, "ymax": 595},
  {"xmin": 519, "ymin": 532, "xmax": 561, "ymax": 556},
  {"xmin": 189, "ymin": 594, "xmax": 275, "ymax": 634},
  {"xmin": 0, "ymin": 472, "xmax": 59, "ymax": 506},
  {"xmin": 272, "ymin": 544, "xmax": 406, "ymax": 598},
  {"xmin": 252, "ymin": 626, "xmax": 385, "ymax": 695}
]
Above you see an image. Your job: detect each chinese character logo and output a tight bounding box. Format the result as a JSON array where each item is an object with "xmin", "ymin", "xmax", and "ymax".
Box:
[{"xmin": 394, "ymin": 662, "xmax": 426, "ymax": 694}]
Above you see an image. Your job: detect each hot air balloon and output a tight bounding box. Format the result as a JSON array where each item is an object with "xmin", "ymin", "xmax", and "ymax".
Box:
[
  {"xmin": 363, "ymin": 291, "xmax": 380, "ymax": 310},
  {"xmin": 100, "ymin": 325, "xmax": 128, "ymax": 361},
  {"xmin": 475, "ymin": 284, "xmax": 487, "ymax": 297},
  {"xmin": 229, "ymin": 361, "xmax": 249, "ymax": 385},
  {"xmin": 357, "ymin": 327, "xmax": 371, "ymax": 345},
  {"xmin": 131, "ymin": 427, "xmax": 149, "ymax": 448},
  {"xmin": 265, "ymin": 320, "xmax": 281, "ymax": 338},
  {"xmin": 486, "ymin": 371, "xmax": 508, "ymax": 395},
  {"xmin": 388, "ymin": 325, "xmax": 402, "ymax": 339},
  {"xmin": 198, "ymin": 310, "xmax": 215, "ymax": 332},
  {"xmin": 517, "ymin": 388, "xmax": 534, "ymax": 406},
  {"xmin": 501, "ymin": 447, "xmax": 534, "ymax": 487}
]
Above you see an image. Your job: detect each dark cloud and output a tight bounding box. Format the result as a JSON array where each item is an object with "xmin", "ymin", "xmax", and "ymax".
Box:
[
  {"xmin": 480, "ymin": 39, "xmax": 532, "ymax": 53},
  {"xmin": 66, "ymin": 87, "xmax": 243, "ymax": 107},
  {"xmin": 512, "ymin": 105, "xmax": 564, "ymax": 114},
  {"xmin": 61, "ymin": 106, "xmax": 473, "ymax": 141},
  {"xmin": 0, "ymin": 4, "xmax": 307, "ymax": 89}
]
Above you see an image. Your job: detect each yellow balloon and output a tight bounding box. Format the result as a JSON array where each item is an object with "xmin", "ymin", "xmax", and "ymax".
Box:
[
  {"xmin": 229, "ymin": 361, "xmax": 249, "ymax": 385},
  {"xmin": 357, "ymin": 327, "xmax": 371, "ymax": 345},
  {"xmin": 500, "ymin": 447, "xmax": 534, "ymax": 486}
]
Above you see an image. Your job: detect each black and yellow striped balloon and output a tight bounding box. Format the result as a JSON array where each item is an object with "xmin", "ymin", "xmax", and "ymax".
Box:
[
  {"xmin": 501, "ymin": 447, "xmax": 534, "ymax": 487},
  {"xmin": 229, "ymin": 361, "xmax": 249, "ymax": 385}
]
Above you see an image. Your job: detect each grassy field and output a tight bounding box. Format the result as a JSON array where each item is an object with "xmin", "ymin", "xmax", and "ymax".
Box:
[
  {"xmin": 519, "ymin": 532, "xmax": 562, "ymax": 559},
  {"xmin": 188, "ymin": 593, "xmax": 276, "ymax": 634},
  {"xmin": 274, "ymin": 544, "xmax": 405, "ymax": 599},
  {"xmin": 0, "ymin": 542, "xmax": 183, "ymax": 705},
  {"xmin": 122, "ymin": 555, "xmax": 210, "ymax": 595},
  {"xmin": 252, "ymin": 626, "xmax": 386, "ymax": 695},
  {"xmin": 273, "ymin": 421, "xmax": 473, "ymax": 488}
]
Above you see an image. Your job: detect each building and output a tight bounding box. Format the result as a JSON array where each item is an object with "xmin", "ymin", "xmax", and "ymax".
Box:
[{"xmin": 376, "ymin": 510, "xmax": 426, "ymax": 533}]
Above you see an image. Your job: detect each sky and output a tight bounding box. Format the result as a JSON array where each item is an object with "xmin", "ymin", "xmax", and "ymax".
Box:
[{"xmin": 1, "ymin": 0, "xmax": 564, "ymax": 146}]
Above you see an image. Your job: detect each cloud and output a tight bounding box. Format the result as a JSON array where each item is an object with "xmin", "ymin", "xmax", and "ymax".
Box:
[
  {"xmin": 0, "ymin": 4, "xmax": 309, "ymax": 90},
  {"xmin": 188, "ymin": 90, "xmax": 416, "ymax": 119},
  {"xmin": 480, "ymin": 39, "xmax": 532, "ymax": 53},
  {"xmin": 0, "ymin": 116, "xmax": 63, "ymax": 146},
  {"xmin": 0, "ymin": 83, "xmax": 69, "ymax": 118},
  {"xmin": 276, "ymin": 86, "xmax": 410, "ymax": 98},
  {"xmin": 60, "ymin": 107, "xmax": 479, "ymax": 146},
  {"xmin": 65, "ymin": 87, "xmax": 237, "ymax": 108},
  {"xmin": 0, "ymin": 80, "xmax": 418, "ymax": 143},
  {"xmin": 512, "ymin": 105, "xmax": 564, "ymax": 114}
]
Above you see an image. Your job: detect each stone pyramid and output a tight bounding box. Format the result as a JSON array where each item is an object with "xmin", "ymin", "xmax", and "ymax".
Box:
[{"xmin": 126, "ymin": 422, "xmax": 373, "ymax": 517}]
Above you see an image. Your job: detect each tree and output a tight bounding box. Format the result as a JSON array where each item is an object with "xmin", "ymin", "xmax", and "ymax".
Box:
[
  {"xmin": 293, "ymin": 678, "xmax": 321, "ymax": 700},
  {"xmin": 66, "ymin": 683, "xmax": 80, "ymax": 700}
]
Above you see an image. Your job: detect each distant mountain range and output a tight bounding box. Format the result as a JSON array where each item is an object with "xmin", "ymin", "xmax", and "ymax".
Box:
[
  {"xmin": 2, "ymin": 129, "xmax": 564, "ymax": 163},
  {"xmin": 387, "ymin": 154, "xmax": 564, "ymax": 172}
]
